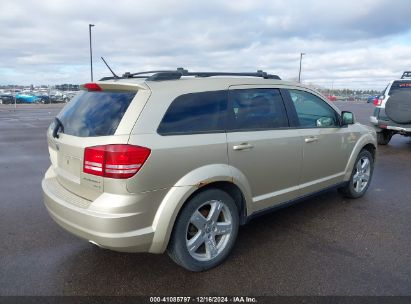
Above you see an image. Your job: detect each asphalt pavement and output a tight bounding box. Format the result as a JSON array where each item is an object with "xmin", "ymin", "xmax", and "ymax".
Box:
[{"xmin": 0, "ymin": 102, "xmax": 410, "ymax": 296}]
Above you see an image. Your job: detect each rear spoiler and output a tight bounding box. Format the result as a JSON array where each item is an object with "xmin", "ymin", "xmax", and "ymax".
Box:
[{"xmin": 80, "ymin": 82, "xmax": 148, "ymax": 92}]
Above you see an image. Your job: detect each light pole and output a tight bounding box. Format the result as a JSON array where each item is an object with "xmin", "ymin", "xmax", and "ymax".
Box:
[
  {"xmin": 89, "ymin": 24, "xmax": 95, "ymax": 81},
  {"xmin": 298, "ymin": 52, "xmax": 306, "ymax": 83}
]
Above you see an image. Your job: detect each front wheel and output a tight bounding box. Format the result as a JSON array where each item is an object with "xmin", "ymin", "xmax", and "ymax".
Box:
[
  {"xmin": 167, "ymin": 188, "xmax": 239, "ymax": 272},
  {"xmin": 339, "ymin": 149, "xmax": 374, "ymax": 199}
]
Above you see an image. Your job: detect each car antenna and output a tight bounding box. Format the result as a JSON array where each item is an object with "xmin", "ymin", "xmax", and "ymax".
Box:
[{"xmin": 101, "ymin": 57, "xmax": 119, "ymax": 79}]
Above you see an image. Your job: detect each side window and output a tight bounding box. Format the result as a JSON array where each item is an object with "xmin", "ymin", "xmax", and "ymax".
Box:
[
  {"xmin": 157, "ymin": 90, "xmax": 227, "ymax": 135},
  {"xmin": 228, "ymin": 89, "xmax": 289, "ymax": 131},
  {"xmin": 289, "ymin": 90, "xmax": 339, "ymax": 128}
]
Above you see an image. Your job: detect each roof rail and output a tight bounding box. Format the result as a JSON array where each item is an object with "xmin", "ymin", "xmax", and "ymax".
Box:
[
  {"xmin": 100, "ymin": 68, "xmax": 281, "ymax": 81},
  {"xmin": 181, "ymin": 69, "xmax": 281, "ymax": 80},
  {"xmin": 401, "ymin": 71, "xmax": 411, "ymax": 79}
]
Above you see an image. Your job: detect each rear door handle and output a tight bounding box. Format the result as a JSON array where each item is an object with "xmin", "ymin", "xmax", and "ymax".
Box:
[
  {"xmin": 233, "ymin": 143, "xmax": 254, "ymax": 151},
  {"xmin": 305, "ymin": 136, "xmax": 319, "ymax": 143}
]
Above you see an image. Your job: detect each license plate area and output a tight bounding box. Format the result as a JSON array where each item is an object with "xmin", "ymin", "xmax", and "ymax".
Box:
[{"xmin": 57, "ymin": 154, "xmax": 81, "ymax": 177}]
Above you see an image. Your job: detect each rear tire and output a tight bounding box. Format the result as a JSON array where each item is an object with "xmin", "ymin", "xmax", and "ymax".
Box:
[
  {"xmin": 167, "ymin": 188, "xmax": 239, "ymax": 272},
  {"xmin": 339, "ymin": 149, "xmax": 374, "ymax": 199},
  {"xmin": 377, "ymin": 130, "xmax": 392, "ymax": 145}
]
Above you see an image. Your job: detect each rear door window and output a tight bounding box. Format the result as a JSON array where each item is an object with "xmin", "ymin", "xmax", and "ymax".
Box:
[
  {"xmin": 228, "ymin": 88, "xmax": 289, "ymax": 131},
  {"xmin": 157, "ymin": 90, "xmax": 227, "ymax": 135},
  {"xmin": 56, "ymin": 91, "xmax": 136, "ymax": 137}
]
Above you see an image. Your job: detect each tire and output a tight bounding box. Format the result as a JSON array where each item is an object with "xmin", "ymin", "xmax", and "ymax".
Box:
[
  {"xmin": 339, "ymin": 149, "xmax": 374, "ymax": 199},
  {"xmin": 167, "ymin": 188, "xmax": 239, "ymax": 272},
  {"xmin": 377, "ymin": 130, "xmax": 392, "ymax": 145}
]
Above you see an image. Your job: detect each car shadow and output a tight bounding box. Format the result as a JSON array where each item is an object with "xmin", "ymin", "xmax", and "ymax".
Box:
[{"xmin": 52, "ymin": 189, "xmax": 358, "ymax": 295}]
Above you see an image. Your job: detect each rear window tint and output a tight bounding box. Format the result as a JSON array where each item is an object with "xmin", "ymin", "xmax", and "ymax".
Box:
[
  {"xmin": 157, "ymin": 90, "xmax": 227, "ymax": 135},
  {"xmin": 228, "ymin": 88, "xmax": 289, "ymax": 131},
  {"xmin": 389, "ymin": 81, "xmax": 411, "ymax": 95},
  {"xmin": 56, "ymin": 90, "xmax": 136, "ymax": 137}
]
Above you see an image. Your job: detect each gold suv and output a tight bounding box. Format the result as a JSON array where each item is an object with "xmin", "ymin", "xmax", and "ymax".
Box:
[{"xmin": 42, "ymin": 69, "xmax": 377, "ymax": 271}]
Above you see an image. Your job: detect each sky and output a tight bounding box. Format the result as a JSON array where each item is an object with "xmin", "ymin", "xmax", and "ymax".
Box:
[{"xmin": 1, "ymin": 0, "xmax": 411, "ymax": 89}]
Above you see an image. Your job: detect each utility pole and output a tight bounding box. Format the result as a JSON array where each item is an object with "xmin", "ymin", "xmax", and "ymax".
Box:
[
  {"xmin": 298, "ymin": 52, "xmax": 306, "ymax": 83},
  {"xmin": 89, "ymin": 24, "xmax": 95, "ymax": 81}
]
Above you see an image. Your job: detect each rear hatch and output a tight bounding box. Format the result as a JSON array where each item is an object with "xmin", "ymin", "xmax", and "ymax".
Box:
[{"xmin": 47, "ymin": 82, "xmax": 150, "ymax": 201}]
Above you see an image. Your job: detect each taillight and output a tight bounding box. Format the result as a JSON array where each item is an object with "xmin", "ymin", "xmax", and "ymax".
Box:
[
  {"xmin": 83, "ymin": 83, "xmax": 102, "ymax": 91},
  {"xmin": 84, "ymin": 145, "xmax": 151, "ymax": 179},
  {"xmin": 374, "ymin": 96, "xmax": 384, "ymax": 106}
]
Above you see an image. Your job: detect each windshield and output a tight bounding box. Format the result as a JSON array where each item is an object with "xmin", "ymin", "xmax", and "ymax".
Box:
[{"xmin": 55, "ymin": 90, "xmax": 136, "ymax": 137}]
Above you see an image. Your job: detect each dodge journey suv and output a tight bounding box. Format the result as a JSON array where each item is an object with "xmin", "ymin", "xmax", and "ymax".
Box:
[{"xmin": 42, "ymin": 68, "xmax": 377, "ymax": 271}]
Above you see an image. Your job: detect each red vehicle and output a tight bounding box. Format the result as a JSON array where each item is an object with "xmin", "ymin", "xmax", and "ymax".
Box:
[{"xmin": 327, "ymin": 95, "xmax": 337, "ymax": 101}]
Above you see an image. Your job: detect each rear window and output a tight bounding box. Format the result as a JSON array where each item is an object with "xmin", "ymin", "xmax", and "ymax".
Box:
[
  {"xmin": 389, "ymin": 81, "xmax": 411, "ymax": 95},
  {"xmin": 157, "ymin": 90, "xmax": 227, "ymax": 135},
  {"xmin": 56, "ymin": 90, "xmax": 136, "ymax": 137}
]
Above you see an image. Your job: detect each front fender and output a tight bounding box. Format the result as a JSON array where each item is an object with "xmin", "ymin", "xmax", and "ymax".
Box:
[
  {"xmin": 343, "ymin": 131, "xmax": 377, "ymax": 181},
  {"xmin": 148, "ymin": 164, "xmax": 252, "ymax": 253}
]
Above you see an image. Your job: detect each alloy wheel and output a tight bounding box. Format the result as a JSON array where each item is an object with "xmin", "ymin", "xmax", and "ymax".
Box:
[
  {"xmin": 353, "ymin": 156, "xmax": 371, "ymax": 193},
  {"xmin": 185, "ymin": 200, "xmax": 233, "ymax": 262}
]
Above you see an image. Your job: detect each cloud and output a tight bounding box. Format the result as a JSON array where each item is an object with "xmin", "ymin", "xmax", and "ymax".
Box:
[{"xmin": 0, "ymin": 0, "xmax": 411, "ymax": 89}]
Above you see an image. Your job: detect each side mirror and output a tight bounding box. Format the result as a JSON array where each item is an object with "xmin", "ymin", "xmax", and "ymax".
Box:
[{"xmin": 341, "ymin": 111, "xmax": 354, "ymax": 126}]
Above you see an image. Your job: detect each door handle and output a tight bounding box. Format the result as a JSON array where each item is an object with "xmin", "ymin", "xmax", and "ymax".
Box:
[
  {"xmin": 233, "ymin": 143, "xmax": 254, "ymax": 151},
  {"xmin": 304, "ymin": 136, "xmax": 319, "ymax": 143}
]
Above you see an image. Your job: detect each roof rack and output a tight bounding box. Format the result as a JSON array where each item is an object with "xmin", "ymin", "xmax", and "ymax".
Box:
[
  {"xmin": 100, "ymin": 68, "xmax": 281, "ymax": 81},
  {"xmin": 401, "ymin": 71, "xmax": 411, "ymax": 79}
]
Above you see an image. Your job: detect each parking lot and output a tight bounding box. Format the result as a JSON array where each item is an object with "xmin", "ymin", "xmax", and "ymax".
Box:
[{"xmin": 0, "ymin": 102, "xmax": 410, "ymax": 296}]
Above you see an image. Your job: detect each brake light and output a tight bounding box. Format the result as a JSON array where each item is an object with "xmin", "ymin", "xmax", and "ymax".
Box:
[
  {"xmin": 84, "ymin": 145, "xmax": 151, "ymax": 179},
  {"xmin": 83, "ymin": 83, "xmax": 102, "ymax": 91}
]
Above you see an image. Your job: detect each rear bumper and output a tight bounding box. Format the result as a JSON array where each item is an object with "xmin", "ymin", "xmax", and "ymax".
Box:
[
  {"xmin": 370, "ymin": 108, "xmax": 411, "ymax": 134},
  {"xmin": 385, "ymin": 125, "xmax": 411, "ymax": 132},
  {"xmin": 42, "ymin": 173, "xmax": 166, "ymax": 253},
  {"xmin": 370, "ymin": 118, "xmax": 411, "ymax": 133}
]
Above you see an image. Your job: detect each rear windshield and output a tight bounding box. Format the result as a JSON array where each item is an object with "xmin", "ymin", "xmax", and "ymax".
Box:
[
  {"xmin": 389, "ymin": 81, "xmax": 411, "ymax": 95},
  {"xmin": 56, "ymin": 90, "xmax": 136, "ymax": 137}
]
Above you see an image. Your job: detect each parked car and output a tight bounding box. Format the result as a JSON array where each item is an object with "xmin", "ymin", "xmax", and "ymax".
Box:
[
  {"xmin": 0, "ymin": 94, "xmax": 15, "ymax": 104},
  {"xmin": 42, "ymin": 68, "xmax": 377, "ymax": 271},
  {"xmin": 15, "ymin": 93, "xmax": 40, "ymax": 103},
  {"xmin": 50, "ymin": 92, "xmax": 70, "ymax": 103},
  {"xmin": 367, "ymin": 95, "xmax": 380, "ymax": 104},
  {"xmin": 33, "ymin": 92, "xmax": 50, "ymax": 103},
  {"xmin": 370, "ymin": 71, "xmax": 411, "ymax": 145},
  {"xmin": 327, "ymin": 95, "xmax": 337, "ymax": 101}
]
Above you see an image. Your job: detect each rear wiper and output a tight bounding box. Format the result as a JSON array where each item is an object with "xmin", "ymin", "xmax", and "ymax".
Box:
[{"xmin": 52, "ymin": 117, "xmax": 64, "ymax": 139}]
